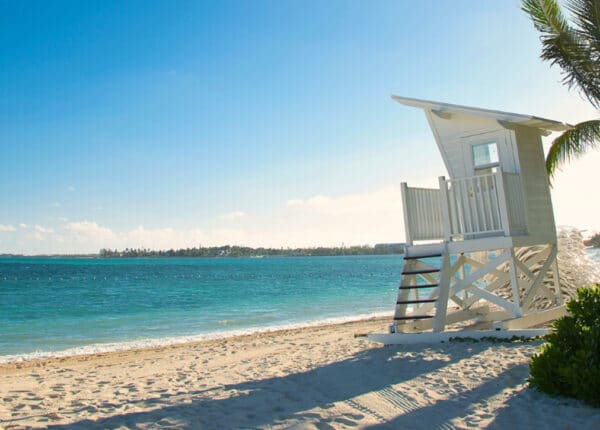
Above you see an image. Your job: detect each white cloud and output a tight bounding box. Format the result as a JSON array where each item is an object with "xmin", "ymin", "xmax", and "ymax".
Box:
[
  {"xmin": 66, "ymin": 221, "xmax": 113, "ymax": 238},
  {"xmin": 286, "ymin": 199, "xmax": 305, "ymax": 207},
  {"xmin": 59, "ymin": 222, "xmax": 206, "ymax": 252},
  {"xmin": 265, "ymin": 186, "xmax": 405, "ymax": 247},
  {"xmin": 0, "ymin": 224, "xmax": 16, "ymax": 232},
  {"xmin": 30, "ymin": 225, "xmax": 55, "ymax": 241},
  {"xmin": 219, "ymin": 211, "xmax": 246, "ymax": 221},
  {"xmin": 18, "ymin": 223, "xmax": 27, "ymax": 228},
  {"xmin": 34, "ymin": 225, "xmax": 54, "ymax": 233}
]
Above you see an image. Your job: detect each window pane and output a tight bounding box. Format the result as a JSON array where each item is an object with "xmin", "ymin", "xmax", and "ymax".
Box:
[{"xmin": 472, "ymin": 142, "xmax": 499, "ymax": 167}]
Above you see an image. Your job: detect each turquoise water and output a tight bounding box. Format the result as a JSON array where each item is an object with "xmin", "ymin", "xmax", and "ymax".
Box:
[{"xmin": 0, "ymin": 255, "xmax": 402, "ymax": 360}]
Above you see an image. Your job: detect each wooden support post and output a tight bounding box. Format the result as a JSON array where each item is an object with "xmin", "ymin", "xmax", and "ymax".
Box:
[
  {"xmin": 495, "ymin": 170, "xmax": 511, "ymax": 237},
  {"xmin": 508, "ymin": 247, "xmax": 522, "ymax": 317},
  {"xmin": 438, "ymin": 176, "xmax": 452, "ymax": 241},
  {"xmin": 521, "ymin": 245, "xmax": 558, "ymax": 311},
  {"xmin": 433, "ymin": 246, "xmax": 450, "ymax": 332},
  {"xmin": 400, "ymin": 182, "xmax": 412, "ymax": 246}
]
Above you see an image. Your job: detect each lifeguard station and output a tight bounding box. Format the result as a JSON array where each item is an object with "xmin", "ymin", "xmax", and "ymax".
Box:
[{"xmin": 370, "ymin": 96, "xmax": 572, "ymax": 344}]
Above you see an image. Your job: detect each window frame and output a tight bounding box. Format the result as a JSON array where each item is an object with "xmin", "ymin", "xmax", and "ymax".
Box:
[{"xmin": 471, "ymin": 141, "xmax": 500, "ymax": 171}]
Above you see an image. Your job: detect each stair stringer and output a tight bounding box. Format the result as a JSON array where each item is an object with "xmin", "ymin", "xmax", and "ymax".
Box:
[{"xmin": 433, "ymin": 244, "xmax": 451, "ymax": 332}]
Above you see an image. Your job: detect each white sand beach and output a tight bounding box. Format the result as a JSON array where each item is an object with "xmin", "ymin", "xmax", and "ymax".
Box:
[{"xmin": 1, "ymin": 317, "xmax": 598, "ymax": 429}]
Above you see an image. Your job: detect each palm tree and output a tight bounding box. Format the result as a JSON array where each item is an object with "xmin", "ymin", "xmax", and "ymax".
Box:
[{"xmin": 522, "ymin": 0, "xmax": 600, "ymax": 179}]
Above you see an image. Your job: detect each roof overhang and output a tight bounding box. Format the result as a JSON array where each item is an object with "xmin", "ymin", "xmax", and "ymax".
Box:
[{"xmin": 392, "ymin": 95, "xmax": 572, "ymax": 134}]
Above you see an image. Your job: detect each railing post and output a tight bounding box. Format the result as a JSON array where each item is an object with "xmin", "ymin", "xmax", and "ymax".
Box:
[
  {"xmin": 400, "ymin": 182, "xmax": 412, "ymax": 246},
  {"xmin": 495, "ymin": 170, "xmax": 511, "ymax": 236},
  {"xmin": 438, "ymin": 176, "xmax": 451, "ymax": 242}
]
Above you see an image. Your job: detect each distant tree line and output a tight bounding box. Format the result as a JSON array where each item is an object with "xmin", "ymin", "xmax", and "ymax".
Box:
[{"xmin": 99, "ymin": 243, "xmax": 405, "ymax": 258}]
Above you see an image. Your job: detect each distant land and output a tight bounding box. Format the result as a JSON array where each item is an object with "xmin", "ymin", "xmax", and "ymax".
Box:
[
  {"xmin": 98, "ymin": 243, "xmax": 406, "ymax": 258},
  {"xmin": 0, "ymin": 244, "xmax": 406, "ymax": 258}
]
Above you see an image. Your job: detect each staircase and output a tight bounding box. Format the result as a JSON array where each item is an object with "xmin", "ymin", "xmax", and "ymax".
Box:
[{"xmin": 391, "ymin": 244, "xmax": 449, "ymax": 333}]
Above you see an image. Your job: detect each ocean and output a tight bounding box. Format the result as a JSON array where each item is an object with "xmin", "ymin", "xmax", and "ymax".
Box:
[
  {"xmin": 0, "ymin": 255, "xmax": 402, "ymax": 362},
  {"xmin": 3, "ymin": 249, "xmax": 599, "ymax": 363}
]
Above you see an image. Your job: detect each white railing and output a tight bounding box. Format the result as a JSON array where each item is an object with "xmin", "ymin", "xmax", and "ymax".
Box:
[
  {"xmin": 444, "ymin": 172, "xmax": 504, "ymax": 238},
  {"xmin": 401, "ymin": 170, "xmax": 527, "ymax": 244},
  {"xmin": 400, "ymin": 184, "xmax": 443, "ymax": 244}
]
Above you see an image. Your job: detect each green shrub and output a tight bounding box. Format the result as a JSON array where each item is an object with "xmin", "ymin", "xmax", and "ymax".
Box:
[{"xmin": 529, "ymin": 285, "xmax": 600, "ymax": 407}]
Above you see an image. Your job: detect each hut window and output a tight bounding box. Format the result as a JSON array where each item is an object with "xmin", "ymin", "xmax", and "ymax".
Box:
[{"xmin": 472, "ymin": 141, "xmax": 499, "ymax": 169}]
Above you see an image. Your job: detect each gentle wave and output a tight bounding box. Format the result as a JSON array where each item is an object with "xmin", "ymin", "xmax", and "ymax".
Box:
[{"xmin": 0, "ymin": 311, "xmax": 392, "ymax": 364}]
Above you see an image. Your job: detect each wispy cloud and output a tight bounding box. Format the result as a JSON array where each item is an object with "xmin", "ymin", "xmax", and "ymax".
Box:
[
  {"xmin": 0, "ymin": 224, "xmax": 16, "ymax": 232},
  {"xmin": 31, "ymin": 224, "xmax": 55, "ymax": 241},
  {"xmin": 286, "ymin": 199, "xmax": 304, "ymax": 207},
  {"xmin": 67, "ymin": 185, "xmax": 76, "ymax": 192},
  {"xmin": 34, "ymin": 225, "xmax": 54, "ymax": 233},
  {"xmin": 219, "ymin": 211, "xmax": 246, "ymax": 221}
]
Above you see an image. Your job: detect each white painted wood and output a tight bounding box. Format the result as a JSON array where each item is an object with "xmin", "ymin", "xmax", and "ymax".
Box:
[
  {"xmin": 498, "ymin": 305, "xmax": 567, "ymax": 330},
  {"xmin": 438, "ymin": 176, "xmax": 452, "ymax": 241},
  {"xmin": 369, "ymin": 329, "xmax": 550, "ymax": 345},
  {"xmin": 521, "ymin": 245, "xmax": 558, "ymax": 311},
  {"xmin": 395, "ymin": 306, "xmax": 490, "ymax": 333},
  {"xmin": 400, "ymin": 182, "xmax": 412, "ymax": 246},
  {"xmin": 466, "ymin": 284, "xmax": 520, "ymax": 316},
  {"xmin": 391, "ymin": 96, "xmax": 571, "ymax": 132},
  {"xmin": 402, "ymin": 185, "xmax": 444, "ymax": 242},
  {"xmin": 503, "ymin": 172, "xmax": 527, "ymax": 234},
  {"xmin": 447, "ymin": 236, "xmax": 513, "ymax": 253},
  {"xmin": 508, "ymin": 248, "xmax": 522, "ymax": 317},
  {"xmin": 388, "ymin": 97, "xmax": 564, "ymax": 338},
  {"xmin": 450, "ymin": 251, "xmax": 510, "ymax": 295},
  {"xmin": 512, "ymin": 126, "xmax": 557, "ymax": 245},
  {"xmin": 433, "ymin": 246, "xmax": 450, "ymax": 332},
  {"xmin": 494, "ymin": 170, "xmax": 511, "ymax": 237},
  {"xmin": 404, "ymin": 243, "xmax": 445, "ymax": 259},
  {"xmin": 444, "ymin": 173, "xmax": 510, "ymax": 238}
]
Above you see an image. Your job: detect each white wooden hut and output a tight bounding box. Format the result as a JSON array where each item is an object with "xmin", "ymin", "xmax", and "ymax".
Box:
[{"xmin": 371, "ymin": 96, "xmax": 572, "ymax": 344}]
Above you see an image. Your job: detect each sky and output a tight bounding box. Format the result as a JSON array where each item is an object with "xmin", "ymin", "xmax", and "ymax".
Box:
[{"xmin": 0, "ymin": 1, "xmax": 598, "ymax": 254}]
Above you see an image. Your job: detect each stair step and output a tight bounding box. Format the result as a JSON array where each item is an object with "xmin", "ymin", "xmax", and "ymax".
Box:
[
  {"xmin": 402, "ymin": 267, "xmax": 440, "ymax": 275},
  {"xmin": 399, "ymin": 283, "xmax": 439, "ymax": 290},
  {"xmin": 397, "ymin": 299, "xmax": 437, "ymax": 305},
  {"xmin": 403, "ymin": 253, "xmax": 442, "ymax": 260},
  {"xmin": 394, "ymin": 315, "xmax": 434, "ymax": 321}
]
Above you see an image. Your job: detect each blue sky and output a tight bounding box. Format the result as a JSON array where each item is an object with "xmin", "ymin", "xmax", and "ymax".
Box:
[{"xmin": 0, "ymin": 1, "xmax": 598, "ymax": 254}]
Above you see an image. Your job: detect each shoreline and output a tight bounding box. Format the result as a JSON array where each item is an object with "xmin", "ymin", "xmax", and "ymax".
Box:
[
  {"xmin": 3, "ymin": 316, "xmax": 599, "ymax": 429},
  {"xmin": 0, "ymin": 312, "xmax": 393, "ymax": 366}
]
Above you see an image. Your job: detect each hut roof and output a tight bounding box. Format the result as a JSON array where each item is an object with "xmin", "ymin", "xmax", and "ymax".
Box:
[{"xmin": 392, "ymin": 95, "xmax": 572, "ymax": 133}]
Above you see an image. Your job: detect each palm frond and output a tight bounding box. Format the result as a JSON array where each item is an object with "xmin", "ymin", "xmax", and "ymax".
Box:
[
  {"xmin": 546, "ymin": 119, "xmax": 600, "ymax": 179},
  {"xmin": 523, "ymin": 0, "xmax": 600, "ymax": 108},
  {"xmin": 566, "ymin": 0, "xmax": 600, "ymax": 58}
]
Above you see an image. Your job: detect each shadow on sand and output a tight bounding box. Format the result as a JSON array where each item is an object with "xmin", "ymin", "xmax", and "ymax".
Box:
[{"xmin": 42, "ymin": 342, "xmax": 517, "ymax": 429}]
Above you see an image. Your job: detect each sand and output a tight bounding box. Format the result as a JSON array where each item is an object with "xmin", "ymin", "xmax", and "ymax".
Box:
[{"xmin": 1, "ymin": 317, "xmax": 598, "ymax": 429}]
